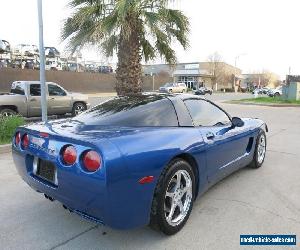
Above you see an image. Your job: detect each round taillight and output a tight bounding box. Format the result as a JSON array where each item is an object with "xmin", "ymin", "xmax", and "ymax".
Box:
[
  {"xmin": 21, "ymin": 134, "xmax": 29, "ymax": 149},
  {"xmin": 62, "ymin": 146, "xmax": 77, "ymax": 166},
  {"xmin": 15, "ymin": 132, "xmax": 21, "ymax": 146},
  {"xmin": 82, "ymin": 151, "xmax": 101, "ymax": 172}
]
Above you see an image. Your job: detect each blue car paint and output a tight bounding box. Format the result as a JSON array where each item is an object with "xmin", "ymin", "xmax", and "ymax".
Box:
[{"xmin": 12, "ymin": 96, "xmax": 266, "ymax": 230}]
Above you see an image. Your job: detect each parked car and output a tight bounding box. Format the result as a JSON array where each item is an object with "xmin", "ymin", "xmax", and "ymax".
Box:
[
  {"xmin": 25, "ymin": 60, "xmax": 37, "ymax": 70},
  {"xmin": 262, "ymin": 87, "xmax": 271, "ymax": 94},
  {"xmin": 194, "ymin": 86, "xmax": 213, "ymax": 95},
  {"xmin": 85, "ymin": 63, "xmax": 98, "ymax": 73},
  {"xmin": 0, "ymin": 81, "xmax": 90, "ymax": 117},
  {"xmin": 44, "ymin": 47, "xmax": 60, "ymax": 58},
  {"xmin": 12, "ymin": 94, "xmax": 267, "ymax": 235},
  {"xmin": 67, "ymin": 62, "xmax": 84, "ymax": 72},
  {"xmin": 0, "ymin": 39, "xmax": 11, "ymax": 53},
  {"xmin": 159, "ymin": 83, "xmax": 187, "ymax": 93},
  {"xmin": 98, "ymin": 65, "xmax": 113, "ymax": 74},
  {"xmin": 13, "ymin": 44, "xmax": 39, "ymax": 57},
  {"xmin": 268, "ymin": 86, "xmax": 282, "ymax": 97},
  {"xmin": 252, "ymin": 87, "xmax": 263, "ymax": 95},
  {"xmin": 45, "ymin": 59, "xmax": 62, "ymax": 71}
]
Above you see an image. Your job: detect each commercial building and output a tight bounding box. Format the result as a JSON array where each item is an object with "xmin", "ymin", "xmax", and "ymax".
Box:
[{"xmin": 143, "ymin": 62, "xmax": 241, "ymax": 90}]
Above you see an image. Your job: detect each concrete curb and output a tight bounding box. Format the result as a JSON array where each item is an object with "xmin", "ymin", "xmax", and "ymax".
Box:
[
  {"xmin": 225, "ymin": 101, "xmax": 300, "ymax": 108},
  {"xmin": 0, "ymin": 144, "xmax": 11, "ymax": 155}
]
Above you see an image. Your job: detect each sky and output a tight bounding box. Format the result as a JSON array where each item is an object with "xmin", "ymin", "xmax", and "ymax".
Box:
[{"xmin": 1, "ymin": 0, "xmax": 300, "ymax": 78}]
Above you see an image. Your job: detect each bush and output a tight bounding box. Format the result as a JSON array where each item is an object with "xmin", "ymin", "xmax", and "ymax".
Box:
[{"xmin": 0, "ymin": 116, "xmax": 25, "ymax": 145}]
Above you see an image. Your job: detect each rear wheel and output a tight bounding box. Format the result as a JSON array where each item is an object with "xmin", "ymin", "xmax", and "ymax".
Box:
[
  {"xmin": 150, "ymin": 159, "xmax": 195, "ymax": 235},
  {"xmin": 0, "ymin": 108, "xmax": 17, "ymax": 117},
  {"xmin": 72, "ymin": 103, "xmax": 87, "ymax": 116},
  {"xmin": 249, "ymin": 130, "xmax": 267, "ymax": 168}
]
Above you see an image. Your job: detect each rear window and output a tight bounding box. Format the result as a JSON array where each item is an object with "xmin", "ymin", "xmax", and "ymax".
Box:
[{"xmin": 74, "ymin": 96, "xmax": 178, "ymax": 127}]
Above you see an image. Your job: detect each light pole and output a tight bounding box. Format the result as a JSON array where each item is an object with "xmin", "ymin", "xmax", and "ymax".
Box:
[
  {"xmin": 37, "ymin": 0, "xmax": 47, "ymax": 122},
  {"xmin": 151, "ymin": 67, "xmax": 155, "ymax": 91},
  {"xmin": 233, "ymin": 53, "xmax": 246, "ymax": 92}
]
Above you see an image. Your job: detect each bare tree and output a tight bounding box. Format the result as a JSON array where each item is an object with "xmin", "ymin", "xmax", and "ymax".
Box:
[{"xmin": 207, "ymin": 52, "xmax": 235, "ymax": 90}]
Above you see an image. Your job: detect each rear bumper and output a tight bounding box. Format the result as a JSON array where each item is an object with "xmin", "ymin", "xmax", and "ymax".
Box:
[
  {"xmin": 12, "ymin": 146, "xmax": 153, "ymax": 230},
  {"xmin": 12, "ymin": 149, "xmax": 108, "ymax": 224}
]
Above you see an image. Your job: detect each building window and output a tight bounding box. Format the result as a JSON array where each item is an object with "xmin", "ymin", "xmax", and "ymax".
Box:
[{"xmin": 177, "ymin": 76, "xmax": 198, "ymax": 89}]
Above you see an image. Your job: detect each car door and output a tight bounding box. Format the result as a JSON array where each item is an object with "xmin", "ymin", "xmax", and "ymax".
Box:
[
  {"xmin": 28, "ymin": 84, "xmax": 42, "ymax": 117},
  {"xmin": 28, "ymin": 83, "xmax": 53, "ymax": 117},
  {"xmin": 48, "ymin": 84, "xmax": 72, "ymax": 115},
  {"xmin": 184, "ymin": 99, "xmax": 251, "ymax": 183}
]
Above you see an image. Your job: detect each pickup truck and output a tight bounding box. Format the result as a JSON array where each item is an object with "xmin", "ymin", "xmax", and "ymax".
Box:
[{"xmin": 0, "ymin": 81, "xmax": 90, "ymax": 117}]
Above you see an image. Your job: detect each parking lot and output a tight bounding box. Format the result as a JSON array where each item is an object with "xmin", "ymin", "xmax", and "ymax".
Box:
[{"xmin": 1, "ymin": 101, "xmax": 299, "ymax": 250}]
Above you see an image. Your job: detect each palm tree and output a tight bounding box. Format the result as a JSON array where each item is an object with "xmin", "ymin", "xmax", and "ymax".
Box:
[{"xmin": 62, "ymin": 0, "xmax": 190, "ymax": 95}]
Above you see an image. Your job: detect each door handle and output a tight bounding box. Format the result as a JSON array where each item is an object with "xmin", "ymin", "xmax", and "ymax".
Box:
[
  {"xmin": 30, "ymin": 98, "xmax": 37, "ymax": 102},
  {"xmin": 206, "ymin": 132, "xmax": 215, "ymax": 140}
]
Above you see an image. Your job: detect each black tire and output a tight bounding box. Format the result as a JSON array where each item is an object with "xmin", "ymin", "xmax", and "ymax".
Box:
[
  {"xmin": 249, "ymin": 130, "xmax": 267, "ymax": 169},
  {"xmin": 150, "ymin": 158, "xmax": 195, "ymax": 235},
  {"xmin": 72, "ymin": 102, "xmax": 87, "ymax": 117},
  {"xmin": 0, "ymin": 108, "xmax": 17, "ymax": 117},
  {"xmin": 274, "ymin": 92, "xmax": 280, "ymax": 97}
]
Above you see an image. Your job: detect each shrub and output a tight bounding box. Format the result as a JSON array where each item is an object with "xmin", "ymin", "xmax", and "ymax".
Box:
[{"xmin": 0, "ymin": 116, "xmax": 25, "ymax": 145}]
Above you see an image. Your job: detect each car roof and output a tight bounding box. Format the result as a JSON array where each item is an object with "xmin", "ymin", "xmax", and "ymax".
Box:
[
  {"xmin": 13, "ymin": 81, "xmax": 59, "ymax": 85},
  {"xmin": 129, "ymin": 92, "xmax": 207, "ymax": 102}
]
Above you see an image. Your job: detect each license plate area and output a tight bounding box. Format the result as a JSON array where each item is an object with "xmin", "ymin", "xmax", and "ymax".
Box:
[{"xmin": 33, "ymin": 158, "xmax": 58, "ymax": 186}]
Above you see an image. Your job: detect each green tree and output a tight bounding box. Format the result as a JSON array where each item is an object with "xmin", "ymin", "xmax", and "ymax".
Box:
[{"xmin": 62, "ymin": 0, "xmax": 190, "ymax": 95}]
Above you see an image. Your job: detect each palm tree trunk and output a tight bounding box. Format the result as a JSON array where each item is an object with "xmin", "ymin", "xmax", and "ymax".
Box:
[{"xmin": 116, "ymin": 14, "xmax": 142, "ymax": 96}]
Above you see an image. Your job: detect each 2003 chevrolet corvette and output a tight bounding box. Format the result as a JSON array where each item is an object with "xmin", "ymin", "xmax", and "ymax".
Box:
[{"xmin": 12, "ymin": 94, "xmax": 268, "ymax": 235}]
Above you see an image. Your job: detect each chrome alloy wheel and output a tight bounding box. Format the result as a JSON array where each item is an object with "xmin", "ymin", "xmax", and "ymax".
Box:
[
  {"xmin": 164, "ymin": 170, "xmax": 193, "ymax": 227},
  {"xmin": 257, "ymin": 134, "xmax": 266, "ymax": 164},
  {"xmin": 0, "ymin": 111, "xmax": 14, "ymax": 117}
]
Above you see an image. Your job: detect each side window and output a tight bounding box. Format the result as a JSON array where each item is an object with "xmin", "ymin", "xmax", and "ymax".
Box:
[
  {"xmin": 48, "ymin": 85, "xmax": 66, "ymax": 96},
  {"xmin": 30, "ymin": 84, "xmax": 41, "ymax": 96},
  {"xmin": 11, "ymin": 83, "xmax": 25, "ymax": 95},
  {"xmin": 184, "ymin": 99, "xmax": 231, "ymax": 127}
]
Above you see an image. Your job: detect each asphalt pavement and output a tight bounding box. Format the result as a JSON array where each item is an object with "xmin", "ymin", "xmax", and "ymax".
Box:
[{"xmin": 1, "ymin": 100, "xmax": 299, "ymax": 250}]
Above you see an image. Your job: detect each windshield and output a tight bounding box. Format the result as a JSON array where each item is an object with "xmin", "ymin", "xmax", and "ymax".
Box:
[{"xmin": 164, "ymin": 83, "xmax": 173, "ymax": 87}]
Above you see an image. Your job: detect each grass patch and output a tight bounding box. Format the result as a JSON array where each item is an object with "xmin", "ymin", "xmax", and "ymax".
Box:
[
  {"xmin": 232, "ymin": 97, "xmax": 300, "ymax": 105},
  {"xmin": 0, "ymin": 116, "xmax": 25, "ymax": 145}
]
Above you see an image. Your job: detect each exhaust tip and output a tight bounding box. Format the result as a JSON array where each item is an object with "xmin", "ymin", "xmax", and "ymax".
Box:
[{"xmin": 44, "ymin": 194, "xmax": 55, "ymax": 202}]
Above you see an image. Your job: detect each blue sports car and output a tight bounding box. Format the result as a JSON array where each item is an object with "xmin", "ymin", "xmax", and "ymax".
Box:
[{"xmin": 12, "ymin": 94, "xmax": 268, "ymax": 235}]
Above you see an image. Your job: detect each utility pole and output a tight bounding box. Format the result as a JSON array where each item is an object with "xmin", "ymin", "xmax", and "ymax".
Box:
[
  {"xmin": 152, "ymin": 74, "xmax": 155, "ymax": 91},
  {"xmin": 37, "ymin": 0, "xmax": 48, "ymax": 122},
  {"xmin": 233, "ymin": 53, "xmax": 247, "ymax": 92}
]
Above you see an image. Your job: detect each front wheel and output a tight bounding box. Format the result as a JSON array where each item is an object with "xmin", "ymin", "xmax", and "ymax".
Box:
[
  {"xmin": 0, "ymin": 108, "xmax": 17, "ymax": 117},
  {"xmin": 249, "ymin": 130, "xmax": 267, "ymax": 168},
  {"xmin": 150, "ymin": 159, "xmax": 195, "ymax": 235},
  {"xmin": 72, "ymin": 103, "xmax": 87, "ymax": 116}
]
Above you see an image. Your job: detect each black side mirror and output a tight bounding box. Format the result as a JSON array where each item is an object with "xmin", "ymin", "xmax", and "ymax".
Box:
[{"xmin": 232, "ymin": 117, "xmax": 244, "ymax": 127}]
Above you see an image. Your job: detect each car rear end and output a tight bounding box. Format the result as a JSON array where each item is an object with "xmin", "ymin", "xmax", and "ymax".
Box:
[{"xmin": 12, "ymin": 126, "xmax": 111, "ymax": 226}]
